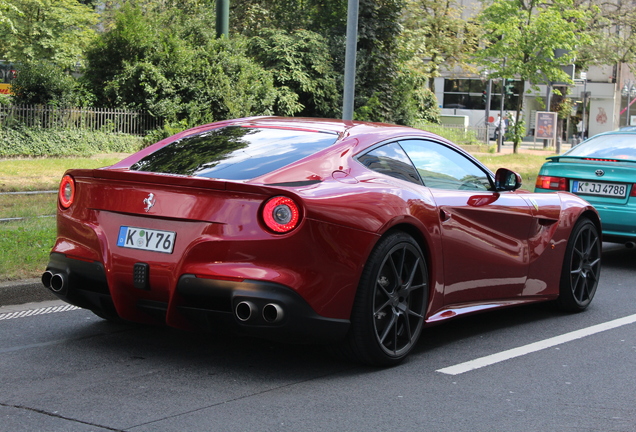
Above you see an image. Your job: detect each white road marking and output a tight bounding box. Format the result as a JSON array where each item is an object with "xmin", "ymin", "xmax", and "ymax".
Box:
[
  {"xmin": 0, "ymin": 304, "xmax": 79, "ymax": 321},
  {"xmin": 436, "ymin": 313, "xmax": 636, "ymax": 375}
]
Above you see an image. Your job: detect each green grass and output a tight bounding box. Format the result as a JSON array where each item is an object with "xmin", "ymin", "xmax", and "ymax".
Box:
[
  {"xmin": 0, "ymin": 151, "xmax": 551, "ymax": 282},
  {"xmin": 0, "ymin": 217, "xmax": 57, "ymax": 281},
  {"xmin": 0, "ymin": 155, "xmax": 126, "ymax": 192},
  {"xmin": 0, "ymin": 193, "xmax": 57, "ymax": 219},
  {"xmin": 0, "ymin": 154, "xmax": 128, "ymax": 282},
  {"xmin": 475, "ymin": 152, "xmax": 553, "ymax": 191}
]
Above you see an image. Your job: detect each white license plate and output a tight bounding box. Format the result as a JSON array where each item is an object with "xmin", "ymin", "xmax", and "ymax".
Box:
[
  {"xmin": 572, "ymin": 180, "xmax": 627, "ymax": 198},
  {"xmin": 117, "ymin": 226, "xmax": 176, "ymax": 254}
]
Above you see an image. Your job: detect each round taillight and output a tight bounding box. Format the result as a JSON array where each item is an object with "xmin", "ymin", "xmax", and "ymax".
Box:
[
  {"xmin": 59, "ymin": 175, "xmax": 75, "ymax": 209},
  {"xmin": 263, "ymin": 196, "xmax": 300, "ymax": 233}
]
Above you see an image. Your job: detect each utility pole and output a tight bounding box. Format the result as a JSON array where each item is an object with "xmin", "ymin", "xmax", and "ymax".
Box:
[
  {"xmin": 216, "ymin": 0, "xmax": 229, "ymax": 39},
  {"xmin": 342, "ymin": 0, "xmax": 359, "ymax": 121}
]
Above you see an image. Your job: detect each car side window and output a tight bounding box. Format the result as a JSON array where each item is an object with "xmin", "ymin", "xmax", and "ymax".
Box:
[
  {"xmin": 399, "ymin": 139, "xmax": 492, "ymax": 191},
  {"xmin": 357, "ymin": 142, "xmax": 422, "ymax": 185}
]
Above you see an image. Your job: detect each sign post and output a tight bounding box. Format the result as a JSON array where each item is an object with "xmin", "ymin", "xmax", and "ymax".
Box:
[{"xmin": 534, "ymin": 111, "xmax": 558, "ymax": 148}]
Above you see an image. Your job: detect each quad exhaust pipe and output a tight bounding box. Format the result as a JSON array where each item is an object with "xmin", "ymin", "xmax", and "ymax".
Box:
[
  {"xmin": 41, "ymin": 271, "xmax": 68, "ymax": 294},
  {"xmin": 235, "ymin": 301, "xmax": 284, "ymax": 324},
  {"xmin": 262, "ymin": 303, "xmax": 284, "ymax": 323},
  {"xmin": 235, "ymin": 301, "xmax": 257, "ymax": 322},
  {"xmin": 625, "ymin": 242, "xmax": 635, "ymax": 249}
]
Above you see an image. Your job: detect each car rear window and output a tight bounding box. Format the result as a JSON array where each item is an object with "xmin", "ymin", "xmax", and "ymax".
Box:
[
  {"xmin": 130, "ymin": 126, "xmax": 339, "ymax": 180},
  {"xmin": 566, "ymin": 134, "xmax": 636, "ymax": 160}
]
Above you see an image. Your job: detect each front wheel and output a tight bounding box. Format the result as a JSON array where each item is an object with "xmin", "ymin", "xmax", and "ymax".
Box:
[
  {"xmin": 343, "ymin": 232, "xmax": 429, "ymax": 366},
  {"xmin": 557, "ymin": 217, "xmax": 601, "ymax": 312}
]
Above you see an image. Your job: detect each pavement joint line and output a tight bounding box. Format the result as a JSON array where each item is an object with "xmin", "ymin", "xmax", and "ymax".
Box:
[
  {"xmin": 436, "ymin": 313, "xmax": 636, "ymax": 375},
  {"xmin": 0, "ymin": 214, "xmax": 55, "ymax": 223},
  {"xmin": 0, "ymin": 190, "xmax": 57, "ymax": 195}
]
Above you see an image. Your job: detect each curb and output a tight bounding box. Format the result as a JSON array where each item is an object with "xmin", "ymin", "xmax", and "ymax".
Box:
[{"xmin": 0, "ymin": 278, "xmax": 57, "ymax": 307}]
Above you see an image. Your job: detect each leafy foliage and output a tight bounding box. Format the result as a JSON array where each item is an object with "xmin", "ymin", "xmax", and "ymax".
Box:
[
  {"xmin": 575, "ymin": 0, "xmax": 636, "ymax": 75},
  {"xmin": 477, "ymin": 0, "xmax": 590, "ymax": 85},
  {"xmin": 0, "ymin": 0, "xmax": 97, "ymax": 68},
  {"xmin": 0, "ymin": 0, "xmax": 21, "ymax": 33},
  {"xmin": 233, "ymin": 0, "xmax": 441, "ymax": 125},
  {"xmin": 0, "ymin": 126, "xmax": 144, "ymax": 157},
  {"xmin": 231, "ymin": 0, "xmax": 347, "ymax": 36},
  {"xmin": 353, "ymin": 0, "xmax": 404, "ymax": 123},
  {"xmin": 11, "ymin": 61, "xmax": 93, "ymax": 107},
  {"xmin": 249, "ymin": 29, "xmax": 340, "ymax": 117},
  {"xmin": 83, "ymin": 4, "xmax": 298, "ymax": 128},
  {"xmin": 401, "ymin": 0, "xmax": 480, "ymax": 83},
  {"xmin": 476, "ymin": 0, "xmax": 592, "ymax": 150}
]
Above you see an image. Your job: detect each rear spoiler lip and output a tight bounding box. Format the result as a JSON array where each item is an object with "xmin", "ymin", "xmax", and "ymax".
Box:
[
  {"xmin": 546, "ymin": 155, "xmax": 636, "ymax": 164},
  {"xmin": 63, "ymin": 168, "xmax": 314, "ymax": 196}
]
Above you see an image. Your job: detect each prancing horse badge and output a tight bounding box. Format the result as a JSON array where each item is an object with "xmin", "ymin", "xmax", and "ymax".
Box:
[{"xmin": 143, "ymin": 193, "xmax": 155, "ymax": 212}]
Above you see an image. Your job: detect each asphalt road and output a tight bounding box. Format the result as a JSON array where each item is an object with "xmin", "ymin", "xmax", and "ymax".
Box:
[{"xmin": 1, "ymin": 243, "xmax": 635, "ymax": 432}]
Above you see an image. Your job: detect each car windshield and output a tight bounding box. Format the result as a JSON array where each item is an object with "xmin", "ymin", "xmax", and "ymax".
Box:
[
  {"xmin": 565, "ymin": 134, "xmax": 636, "ymax": 160},
  {"xmin": 130, "ymin": 126, "xmax": 339, "ymax": 180}
]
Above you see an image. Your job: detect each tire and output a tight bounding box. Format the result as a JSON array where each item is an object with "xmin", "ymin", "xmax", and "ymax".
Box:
[
  {"xmin": 343, "ymin": 231, "xmax": 429, "ymax": 366},
  {"xmin": 557, "ymin": 217, "xmax": 601, "ymax": 312}
]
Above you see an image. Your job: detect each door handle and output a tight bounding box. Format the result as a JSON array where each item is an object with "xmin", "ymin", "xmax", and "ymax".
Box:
[{"xmin": 440, "ymin": 209, "xmax": 451, "ymax": 221}]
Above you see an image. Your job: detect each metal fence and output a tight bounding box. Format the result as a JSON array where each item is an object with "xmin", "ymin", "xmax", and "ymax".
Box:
[
  {"xmin": 415, "ymin": 122, "xmax": 492, "ymax": 146},
  {"xmin": 0, "ymin": 105, "xmax": 162, "ymax": 136},
  {"xmin": 436, "ymin": 124, "xmax": 491, "ymax": 143}
]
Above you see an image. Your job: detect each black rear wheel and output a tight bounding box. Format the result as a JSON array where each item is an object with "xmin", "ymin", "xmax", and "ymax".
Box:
[
  {"xmin": 557, "ymin": 217, "xmax": 601, "ymax": 311},
  {"xmin": 343, "ymin": 231, "xmax": 428, "ymax": 366}
]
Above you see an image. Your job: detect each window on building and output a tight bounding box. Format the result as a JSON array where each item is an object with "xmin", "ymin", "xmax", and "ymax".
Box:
[{"xmin": 443, "ymin": 79, "xmax": 522, "ymax": 111}]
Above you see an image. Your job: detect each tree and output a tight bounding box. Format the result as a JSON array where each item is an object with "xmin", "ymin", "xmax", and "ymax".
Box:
[
  {"xmin": 0, "ymin": 0, "xmax": 98, "ymax": 68},
  {"xmin": 0, "ymin": 0, "xmax": 21, "ymax": 33},
  {"xmin": 353, "ymin": 0, "xmax": 409, "ymax": 123},
  {"xmin": 574, "ymin": 0, "xmax": 636, "ymax": 76},
  {"xmin": 248, "ymin": 29, "xmax": 340, "ymax": 117},
  {"xmin": 401, "ymin": 0, "xmax": 480, "ymax": 91},
  {"xmin": 83, "ymin": 4, "xmax": 300, "ymax": 127},
  {"xmin": 476, "ymin": 0, "xmax": 592, "ymax": 152},
  {"xmin": 230, "ymin": 0, "xmax": 346, "ymax": 36},
  {"xmin": 11, "ymin": 61, "xmax": 83, "ymax": 106}
]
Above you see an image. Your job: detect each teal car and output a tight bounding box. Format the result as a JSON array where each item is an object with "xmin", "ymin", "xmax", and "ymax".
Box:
[{"xmin": 535, "ymin": 131, "xmax": 636, "ymax": 246}]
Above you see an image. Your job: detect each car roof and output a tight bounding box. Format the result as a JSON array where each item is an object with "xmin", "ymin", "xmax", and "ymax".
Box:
[{"xmin": 235, "ymin": 116, "xmax": 424, "ymax": 138}]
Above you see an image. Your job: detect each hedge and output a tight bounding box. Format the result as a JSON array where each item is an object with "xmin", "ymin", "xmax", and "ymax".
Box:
[{"xmin": 0, "ymin": 126, "xmax": 145, "ymax": 157}]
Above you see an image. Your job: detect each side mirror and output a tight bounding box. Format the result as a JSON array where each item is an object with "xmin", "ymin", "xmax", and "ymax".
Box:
[{"xmin": 494, "ymin": 168, "xmax": 522, "ymax": 191}]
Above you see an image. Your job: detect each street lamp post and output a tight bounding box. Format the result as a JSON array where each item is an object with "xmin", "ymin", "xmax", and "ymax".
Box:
[
  {"xmin": 621, "ymin": 82, "xmax": 636, "ymax": 126},
  {"xmin": 580, "ymin": 72, "xmax": 588, "ymax": 141},
  {"xmin": 481, "ymin": 69, "xmax": 492, "ymax": 145}
]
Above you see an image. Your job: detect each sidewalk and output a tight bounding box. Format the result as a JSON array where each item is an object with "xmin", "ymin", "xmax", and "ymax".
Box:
[
  {"xmin": 483, "ymin": 140, "xmax": 573, "ymax": 155},
  {"xmin": 0, "ymin": 277, "xmax": 56, "ymax": 307}
]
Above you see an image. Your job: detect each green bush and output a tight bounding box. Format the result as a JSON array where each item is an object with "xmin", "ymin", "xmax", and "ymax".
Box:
[
  {"xmin": 249, "ymin": 29, "xmax": 341, "ymax": 118},
  {"xmin": 0, "ymin": 126, "xmax": 144, "ymax": 157},
  {"xmin": 84, "ymin": 5, "xmax": 296, "ymax": 125},
  {"xmin": 11, "ymin": 62, "xmax": 94, "ymax": 107}
]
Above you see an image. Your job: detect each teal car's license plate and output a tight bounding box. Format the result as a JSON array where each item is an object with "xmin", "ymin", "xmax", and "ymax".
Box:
[
  {"xmin": 117, "ymin": 226, "xmax": 176, "ymax": 253},
  {"xmin": 572, "ymin": 180, "xmax": 627, "ymax": 198}
]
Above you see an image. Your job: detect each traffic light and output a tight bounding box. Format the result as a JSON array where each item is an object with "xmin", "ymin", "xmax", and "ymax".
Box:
[{"xmin": 504, "ymin": 80, "xmax": 516, "ymax": 97}]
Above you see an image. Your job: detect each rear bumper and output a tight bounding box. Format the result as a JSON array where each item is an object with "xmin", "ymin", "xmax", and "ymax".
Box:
[
  {"xmin": 595, "ymin": 206, "xmax": 636, "ymax": 242},
  {"xmin": 43, "ymin": 252, "xmax": 350, "ymax": 343}
]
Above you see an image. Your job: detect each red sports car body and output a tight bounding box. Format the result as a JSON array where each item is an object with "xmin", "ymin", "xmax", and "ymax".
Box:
[{"xmin": 43, "ymin": 117, "xmax": 602, "ymax": 365}]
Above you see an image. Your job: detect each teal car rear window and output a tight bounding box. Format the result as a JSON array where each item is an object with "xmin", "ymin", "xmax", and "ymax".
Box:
[
  {"xmin": 566, "ymin": 134, "xmax": 636, "ymax": 160},
  {"xmin": 131, "ymin": 126, "xmax": 339, "ymax": 180}
]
